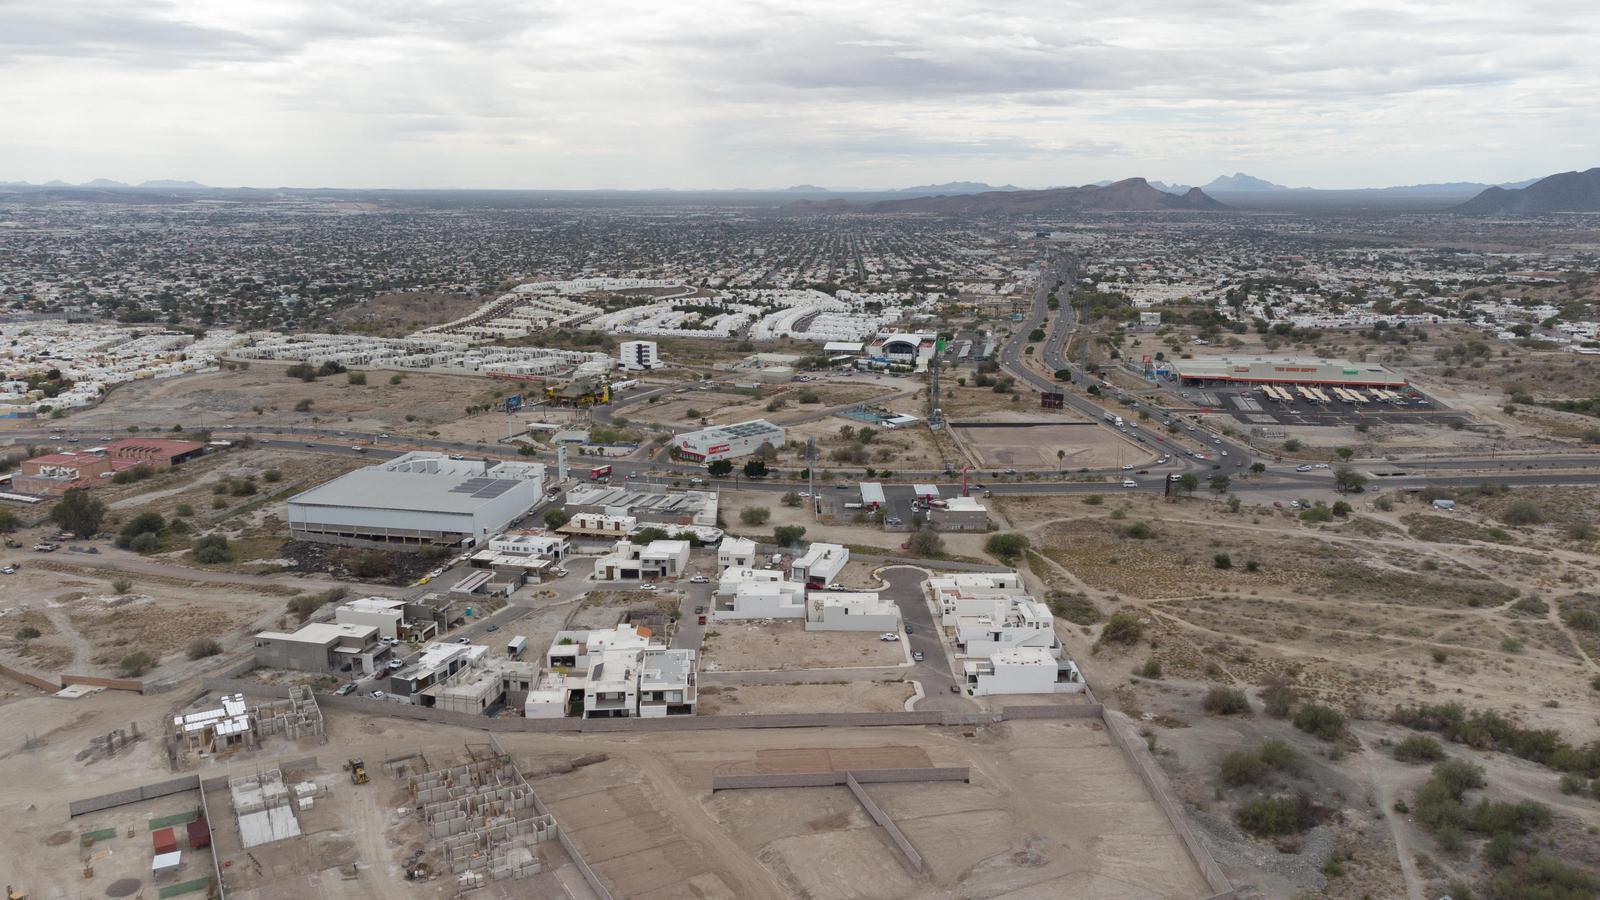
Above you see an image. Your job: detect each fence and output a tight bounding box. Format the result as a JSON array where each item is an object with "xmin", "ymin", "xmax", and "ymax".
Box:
[
  {"xmin": 1101, "ymin": 709, "xmax": 1236, "ymax": 900},
  {"xmin": 69, "ymin": 774, "xmax": 202, "ymax": 818},
  {"xmin": 846, "ymin": 772, "xmax": 924, "ymax": 872},
  {"xmin": 61, "ymin": 673, "xmax": 146, "ymax": 693},
  {"xmin": 710, "ymin": 767, "xmax": 971, "ymax": 791},
  {"xmin": 0, "ymin": 659, "xmax": 59, "ymax": 693}
]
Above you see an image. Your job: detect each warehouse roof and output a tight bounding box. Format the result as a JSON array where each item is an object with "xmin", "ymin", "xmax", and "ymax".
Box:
[
  {"xmin": 1169, "ymin": 356, "xmax": 1406, "ymax": 386},
  {"xmin": 288, "ymin": 452, "xmax": 543, "ymax": 514}
]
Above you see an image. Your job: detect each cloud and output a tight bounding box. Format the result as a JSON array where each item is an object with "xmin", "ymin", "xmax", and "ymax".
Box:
[{"xmin": 1, "ymin": 0, "xmax": 1597, "ymax": 188}]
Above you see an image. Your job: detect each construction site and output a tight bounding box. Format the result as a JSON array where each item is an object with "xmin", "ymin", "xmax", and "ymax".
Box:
[
  {"xmin": 405, "ymin": 746, "xmax": 561, "ymax": 887},
  {"xmin": 167, "ymin": 687, "xmax": 325, "ymax": 768}
]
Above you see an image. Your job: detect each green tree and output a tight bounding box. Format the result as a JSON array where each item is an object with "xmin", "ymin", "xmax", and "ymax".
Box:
[
  {"xmin": 1333, "ymin": 466, "xmax": 1368, "ymax": 494},
  {"xmin": 1208, "ymin": 474, "xmax": 1231, "ymax": 494},
  {"xmin": 781, "ymin": 491, "xmax": 802, "ymax": 507},
  {"xmin": 773, "ymin": 524, "xmax": 807, "ymax": 546},
  {"xmin": 907, "ymin": 529, "xmax": 945, "ymax": 557},
  {"xmin": 1177, "ymin": 473, "xmax": 1198, "ymax": 495},
  {"xmin": 0, "ymin": 510, "xmax": 19, "ymax": 533},
  {"xmin": 739, "ymin": 506, "xmax": 771, "ymax": 526},
  {"xmin": 543, "ymin": 507, "xmax": 572, "ymax": 529},
  {"xmin": 707, "ymin": 459, "xmax": 734, "ymax": 477},
  {"xmin": 630, "ymin": 526, "xmax": 670, "ymax": 544},
  {"xmin": 193, "ymin": 534, "xmax": 234, "ymax": 564},
  {"xmin": 985, "ymin": 532, "xmax": 1030, "ymax": 562},
  {"xmin": 49, "ymin": 487, "xmax": 107, "ymax": 536}
]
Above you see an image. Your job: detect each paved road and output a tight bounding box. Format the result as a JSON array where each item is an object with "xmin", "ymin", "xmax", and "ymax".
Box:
[{"xmin": 878, "ymin": 566, "xmax": 974, "ymax": 712}]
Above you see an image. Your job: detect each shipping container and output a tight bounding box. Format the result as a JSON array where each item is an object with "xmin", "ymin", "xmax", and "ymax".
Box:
[{"xmin": 153, "ymin": 826, "xmax": 178, "ymax": 854}]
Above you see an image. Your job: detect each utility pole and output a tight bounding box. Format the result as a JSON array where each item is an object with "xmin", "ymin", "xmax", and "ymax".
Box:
[{"xmin": 806, "ymin": 437, "xmax": 817, "ymax": 519}]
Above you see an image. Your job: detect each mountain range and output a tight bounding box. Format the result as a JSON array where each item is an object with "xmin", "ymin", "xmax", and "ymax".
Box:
[
  {"xmin": 1452, "ymin": 168, "xmax": 1600, "ymax": 214},
  {"xmin": 784, "ymin": 178, "xmax": 1226, "ymax": 214},
  {"xmin": 1, "ymin": 178, "xmax": 209, "ymax": 189}
]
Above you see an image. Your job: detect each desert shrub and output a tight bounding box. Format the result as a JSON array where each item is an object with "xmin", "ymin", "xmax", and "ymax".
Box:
[
  {"xmin": 1220, "ymin": 751, "xmax": 1266, "ymax": 786},
  {"xmin": 781, "ymin": 491, "xmax": 801, "ymax": 507},
  {"xmin": 193, "ymin": 534, "xmax": 234, "ymax": 564},
  {"xmin": 1235, "ymin": 792, "xmax": 1316, "ymax": 837},
  {"xmin": 1258, "ymin": 739, "xmax": 1298, "ymax": 770},
  {"xmin": 1500, "ymin": 501, "xmax": 1544, "ymax": 526},
  {"xmin": 1098, "ymin": 611, "xmax": 1144, "ymax": 646},
  {"xmin": 128, "ymin": 532, "xmax": 161, "ymax": 554},
  {"xmin": 1213, "ymin": 553, "xmax": 1232, "ymax": 569},
  {"xmin": 1293, "ymin": 703, "xmax": 1346, "ymax": 741},
  {"xmin": 984, "ymin": 532, "xmax": 1030, "ymax": 562},
  {"xmin": 186, "ymin": 638, "xmax": 222, "ymax": 660},
  {"xmin": 739, "ymin": 506, "xmax": 771, "ymax": 526},
  {"xmin": 16, "ymin": 625, "xmax": 41, "ymax": 640},
  {"xmin": 906, "ymin": 529, "xmax": 945, "ymax": 557},
  {"xmin": 1137, "ymin": 658, "xmax": 1163, "ymax": 679},
  {"xmin": 773, "ymin": 525, "xmax": 807, "ymax": 546},
  {"xmin": 347, "ymin": 551, "xmax": 392, "ymax": 579},
  {"xmin": 118, "ymin": 651, "xmax": 158, "ymax": 677},
  {"xmin": 1394, "ymin": 735, "xmax": 1446, "ymax": 763},
  {"xmin": 1123, "ymin": 521, "xmax": 1154, "ymax": 539},
  {"xmin": 1261, "ymin": 680, "xmax": 1297, "ymax": 718},
  {"xmin": 1203, "ymin": 686, "xmax": 1252, "ymax": 716},
  {"xmin": 174, "ymin": 503, "xmax": 194, "ymax": 518}
]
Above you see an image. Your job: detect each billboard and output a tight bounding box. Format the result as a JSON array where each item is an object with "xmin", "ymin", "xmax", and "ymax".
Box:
[
  {"xmin": 1041, "ymin": 392, "xmax": 1065, "ymax": 410},
  {"xmin": 504, "ymin": 394, "xmax": 523, "ymax": 413}
]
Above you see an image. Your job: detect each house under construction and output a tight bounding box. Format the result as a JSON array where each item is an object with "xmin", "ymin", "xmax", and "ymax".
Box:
[
  {"xmin": 170, "ymin": 687, "xmax": 324, "ymax": 759},
  {"xmin": 407, "ymin": 747, "xmax": 558, "ymax": 885},
  {"xmin": 229, "ymin": 768, "xmax": 303, "ymax": 849}
]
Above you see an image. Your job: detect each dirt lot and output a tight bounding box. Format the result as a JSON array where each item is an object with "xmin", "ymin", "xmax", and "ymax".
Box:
[
  {"xmin": 953, "ymin": 421, "xmax": 1151, "ymax": 469},
  {"xmin": 697, "ymin": 681, "xmax": 914, "ymax": 715},
  {"xmin": 332, "ymin": 290, "xmax": 483, "ymax": 336},
  {"xmin": 716, "ymin": 488, "xmax": 993, "ymax": 559},
  {"xmin": 38, "ymin": 365, "xmax": 511, "ymax": 434},
  {"xmin": 701, "ymin": 620, "xmax": 904, "ymax": 672}
]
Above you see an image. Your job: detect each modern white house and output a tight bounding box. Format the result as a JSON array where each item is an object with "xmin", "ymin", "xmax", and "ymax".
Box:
[
  {"xmin": 713, "ymin": 567, "xmax": 808, "ymax": 620},
  {"xmin": 334, "ymin": 597, "xmax": 407, "ymax": 640},
  {"xmin": 928, "ymin": 571, "xmax": 1028, "ymax": 627},
  {"xmin": 952, "ymin": 596, "xmax": 1061, "ymax": 658},
  {"xmin": 545, "ymin": 624, "xmax": 656, "ymax": 673},
  {"xmin": 803, "ymin": 592, "xmax": 900, "ymax": 632},
  {"xmin": 581, "ymin": 647, "xmax": 697, "ymax": 718},
  {"xmin": 717, "ymin": 536, "xmax": 758, "ymax": 568},
  {"xmin": 592, "ymin": 538, "xmax": 691, "ymax": 580},
  {"xmin": 963, "ymin": 647, "xmax": 1084, "ymax": 696},
  {"xmin": 791, "ymin": 542, "xmax": 849, "ymax": 587},
  {"xmin": 488, "ymin": 531, "xmax": 572, "ymax": 559}
]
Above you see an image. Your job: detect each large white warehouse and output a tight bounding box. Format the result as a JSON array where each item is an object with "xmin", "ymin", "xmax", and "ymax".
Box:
[
  {"xmin": 288, "ymin": 452, "xmax": 546, "ymax": 550},
  {"xmin": 673, "ymin": 419, "xmax": 785, "ymax": 463}
]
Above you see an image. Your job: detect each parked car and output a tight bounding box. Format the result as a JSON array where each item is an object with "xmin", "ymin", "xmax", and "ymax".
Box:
[
  {"xmin": 370, "ymin": 690, "xmax": 386, "ymax": 700},
  {"xmin": 689, "ymin": 575, "xmax": 709, "ymax": 584},
  {"xmin": 1296, "ymin": 464, "xmax": 1313, "ymax": 472},
  {"xmin": 485, "ymin": 624, "xmax": 499, "ymax": 632},
  {"xmin": 335, "ymin": 683, "xmax": 358, "ymax": 696},
  {"xmin": 878, "ymin": 632, "xmax": 898, "ymax": 642},
  {"xmin": 455, "ymin": 637, "xmax": 471, "ymax": 644},
  {"xmin": 905, "ymin": 624, "xmax": 914, "ymax": 634},
  {"xmin": 827, "ymin": 582, "xmax": 845, "ymax": 590},
  {"xmin": 912, "ymin": 651, "xmax": 925, "ymax": 662},
  {"xmin": 949, "ymin": 684, "xmax": 961, "ymax": 694},
  {"xmin": 639, "ymin": 583, "xmax": 657, "ymax": 591},
  {"xmin": 1, "ymin": 566, "xmax": 15, "ymax": 575}
]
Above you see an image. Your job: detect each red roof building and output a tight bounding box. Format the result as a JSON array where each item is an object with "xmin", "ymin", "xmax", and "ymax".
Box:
[{"xmin": 13, "ymin": 438, "xmax": 207, "ymax": 496}]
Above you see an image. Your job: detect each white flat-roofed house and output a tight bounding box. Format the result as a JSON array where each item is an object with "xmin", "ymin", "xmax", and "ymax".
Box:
[
  {"xmin": 963, "ymin": 647, "xmax": 1084, "ymax": 696},
  {"xmin": 557, "ymin": 512, "xmax": 638, "ymax": 538},
  {"xmin": 712, "ymin": 567, "xmax": 807, "ymax": 620},
  {"xmin": 954, "ymin": 597, "xmax": 1061, "ymax": 658},
  {"xmin": 582, "ymin": 649, "xmax": 640, "ymax": 718},
  {"xmin": 432, "ymin": 658, "xmax": 541, "ymax": 715},
  {"xmin": 545, "ymin": 624, "xmax": 656, "ymax": 673},
  {"xmin": 804, "ymin": 591, "xmax": 899, "ymax": 632},
  {"xmin": 253, "ymin": 622, "xmax": 389, "ymax": 674},
  {"xmin": 488, "ymin": 531, "xmax": 571, "ymax": 559},
  {"xmin": 334, "ymin": 597, "xmax": 407, "ymax": 640},
  {"xmin": 385, "ymin": 642, "xmax": 489, "ymax": 703},
  {"xmin": 928, "ymin": 571, "xmax": 1027, "ymax": 626},
  {"xmin": 637, "ymin": 648, "xmax": 696, "ymax": 717},
  {"xmin": 717, "ymin": 537, "xmax": 758, "ymax": 568},
  {"xmin": 593, "ymin": 538, "xmax": 691, "ymax": 581},
  {"xmin": 791, "ymin": 542, "xmax": 849, "ymax": 587}
]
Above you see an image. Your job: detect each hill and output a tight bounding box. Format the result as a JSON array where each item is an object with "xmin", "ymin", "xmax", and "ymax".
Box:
[
  {"xmin": 894, "ymin": 181, "xmax": 1020, "ymax": 195},
  {"xmin": 1203, "ymin": 173, "xmax": 1289, "ymax": 192},
  {"xmin": 788, "ymin": 178, "xmax": 1226, "ymax": 215},
  {"xmin": 1453, "ymin": 168, "xmax": 1600, "ymax": 214}
]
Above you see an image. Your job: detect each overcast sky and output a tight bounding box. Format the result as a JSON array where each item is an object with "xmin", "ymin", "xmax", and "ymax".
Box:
[{"xmin": 3, "ymin": 0, "xmax": 1597, "ymax": 190}]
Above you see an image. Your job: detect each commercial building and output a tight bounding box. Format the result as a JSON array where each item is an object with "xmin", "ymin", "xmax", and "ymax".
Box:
[
  {"xmin": 253, "ymin": 622, "xmax": 391, "ymax": 674},
  {"xmin": 557, "ymin": 512, "xmax": 638, "ymax": 538},
  {"xmin": 791, "ymin": 542, "xmax": 849, "ymax": 587},
  {"xmin": 618, "ymin": 340, "xmax": 661, "ymax": 371},
  {"xmin": 963, "ymin": 647, "xmax": 1085, "ymax": 696},
  {"xmin": 672, "ymin": 419, "xmax": 785, "ymax": 463},
  {"xmin": 717, "ymin": 536, "xmax": 758, "ymax": 568},
  {"xmin": 593, "ymin": 538, "xmax": 691, "ymax": 581},
  {"xmin": 563, "ymin": 484, "xmax": 719, "ymax": 529},
  {"xmin": 13, "ymin": 438, "xmax": 207, "ymax": 495},
  {"xmin": 930, "ymin": 495, "xmax": 990, "ymax": 531},
  {"xmin": 865, "ymin": 331, "xmax": 938, "ymax": 372},
  {"xmin": 804, "ymin": 591, "xmax": 899, "ymax": 632},
  {"xmin": 1169, "ymin": 355, "xmax": 1407, "ymax": 388},
  {"xmin": 287, "ymin": 452, "xmax": 546, "ymax": 549}
]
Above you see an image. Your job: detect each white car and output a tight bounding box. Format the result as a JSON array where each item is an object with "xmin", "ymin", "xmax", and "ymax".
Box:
[
  {"xmin": 689, "ymin": 575, "xmax": 709, "ymax": 584},
  {"xmin": 1121, "ymin": 464, "xmax": 1134, "ymax": 470},
  {"xmin": 1296, "ymin": 464, "xmax": 1313, "ymax": 472},
  {"xmin": 0, "ymin": 566, "xmax": 14, "ymax": 575},
  {"xmin": 639, "ymin": 583, "xmax": 658, "ymax": 591},
  {"xmin": 371, "ymin": 690, "xmax": 386, "ymax": 700},
  {"xmin": 1122, "ymin": 479, "xmax": 1138, "ymax": 488},
  {"xmin": 1220, "ymin": 450, "xmax": 1228, "ymax": 456},
  {"xmin": 879, "ymin": 632, "xmax": 899, "ymax": 642},
  {"xmin": 1212, "ymin": 437, "xmax": 1222, "ymax": 444},
  {"xmin": 827, "ymin": 582, "xmax": 845, "ymax": 590}
]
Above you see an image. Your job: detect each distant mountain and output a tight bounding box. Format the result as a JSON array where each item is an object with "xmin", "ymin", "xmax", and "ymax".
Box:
[
  {"xmin": 781, "ymin": 184, "xmax": 831, "ymax": 192},
  {"xmin": 1203, "ymin": 173, "xmax": 1290, "ymax": 192},
  {"xmin": 1453, "ymin": 168, "xmax": 1600, "ymax": 214},
  {"xmin": 82, "ymin": 178, "xmax": 128, "ymax": 188},
  {"xmin": 893, "ymin": 181, "xmax": 1021, "ymax": 195},
  {"xmin": 779, "ymin": 197, "xmax": 853, "ymax": 213},
  {"xmin": 1150, "ymin": 180, "xmax": 1193, "ymax": 195},
  {"xmin": 784, "ymin": 178, "xmax": 1226, "ymax": 215},
  {"xmin": 139, "ymin": 179, "xmax": 208, "ymax": 189}
]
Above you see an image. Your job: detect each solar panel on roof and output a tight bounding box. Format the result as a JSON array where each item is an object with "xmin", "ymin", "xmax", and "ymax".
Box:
[
  {"xmin": 450, "ymin": 477, "xmax": 498, "ymax": 494},
  {"xmin": 471, "ymin": 480, "xmax": 517, "ymax": 499}
]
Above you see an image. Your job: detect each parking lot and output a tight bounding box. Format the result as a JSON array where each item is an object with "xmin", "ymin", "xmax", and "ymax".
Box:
[{"xmin": 1169, "ymin": 383, "xmax": 1461, "ymax": 427}]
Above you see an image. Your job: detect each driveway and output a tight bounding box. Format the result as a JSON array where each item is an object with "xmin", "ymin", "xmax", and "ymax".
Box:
[{"xmin": 878, "ymin": 566, "xmax": 975, "ymax": 712}]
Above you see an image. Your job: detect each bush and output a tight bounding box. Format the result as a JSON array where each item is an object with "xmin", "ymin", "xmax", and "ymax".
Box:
[
  {"xmin": 543, "ymin": 507, "xmax": 571, "ymax": 529},
  {"xmin": 1293, "ymin": 704, "xmax": 1346, "ymax": 741},
  {"xmin": 781, "ymin": 491, "xmax": 801, "ymax": 507},
  {"xmin": 1203, "ymin": 686, "xmax": 1252, "ymax": 716},
  {"xmin": 1394, "ymin": 735, "xmax": 1446, "ymax": 763},
  {"xmin": 1137, "ymin": 658, "xmax": 1163, "ymax": 679},
  {"xmin": 118, "ymin": 651, "xmax": 158, "ymax": 677},
  {"xmin": 1098, "ymin": 611, "xmax": 1144, "ymax": 646},
  {"xmin": 984, "ymin": 532, "xmax": 1030, "ymax": 562},
  {"xmin": 1220, "ymin": 751, "xmax": 1266, "ymax": 786},
  {"xmin": 1261, "ymin": 680, "xmax": 1297, "ymax": 718},
  {"xmin": 1258, "ymin": 739, "xmax": 1298, "ymax": 770},
  {"xmin": 293, "ymin": 398, "xmax": 314, "ymax": 412},
  {"xmin": 128, "ymin": 532, "xmax": 161, "ymax": 554},
  {"xmin": 739, "ymin": 506, "xmax": 771, "ymax": 526},
  {"xmin": 1123, "ymin": 521, "xmax": 1154, "ymax": 539},
  {"xmin": 1235, "ymin": 792, "xmax": 1316, "ymax": 837},
  {"xmin": 1213, "ymin": 553, "xmax": 1232, "ymax": 569},
  {"xmin": 186, "ymin": 638, "xmax": 222, "ymax": 660},
  {"xmin": 174, "ymin": 503, "xmax": 194, "ymax": 518},
  {"xmin": 212, "ymin": 496, "xmax": 229, "ymax": 510},
  {"xmin": 773, "ymin": 524, "xmax": 807, "ymax": 546},
  {"xmin": 111, "ymin": 578, "xmax": 133, "ymax": 594},
  {"xmin": 1500, "ymin": 501, "xmax": 1544, "ymax": 526},
  {"xmin": 193, "ymin": 534, "xmax": 234, "ymax": 564},
  {"xmin": 16, "ymin": 625, "xmax": 41, "ymax": 640},
  {"xmin": 263, "ymin": 469, "xmax": 282, "ymax": 483},
  {"xmin": 50, "ymin": 486, "xmax": 107, "ymax": 536},
  {"xmin": 347, "ymin": 551, "xmax": 393, "ymax": 579},
  {"xmin": 347, "ymin": 371, "xmax": 367, "ymax": 385},
  {"xmin": 906, "ymin": 529, "xmax": 945, "ymax": 558}
]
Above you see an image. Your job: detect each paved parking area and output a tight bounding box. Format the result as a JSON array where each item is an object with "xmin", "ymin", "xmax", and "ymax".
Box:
[{"xmin": 1160, "ymin": 383, "xmax": 1461, "ymax": 427}]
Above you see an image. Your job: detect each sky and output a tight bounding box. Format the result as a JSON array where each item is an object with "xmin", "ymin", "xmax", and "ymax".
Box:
[{"xmin": 3, "ymin": 0, "xmax": 1598, "ymax": 190}]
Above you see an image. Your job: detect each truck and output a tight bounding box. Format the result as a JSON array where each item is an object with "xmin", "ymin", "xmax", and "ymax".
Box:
[
  {"xmin": 590, "ymin": 464, "xmax": 613, "ymax": 481},
  {"xmin": 507, "ymin": 635, "xmax": 528, "ymax": 659},
  {"xmin": 345, "ymin": 758, "xmax": 369, "ymax": 785}
]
